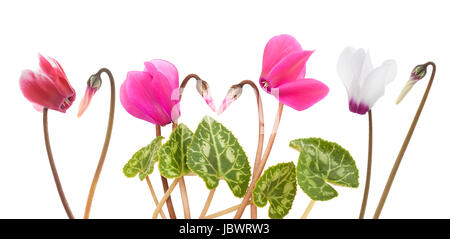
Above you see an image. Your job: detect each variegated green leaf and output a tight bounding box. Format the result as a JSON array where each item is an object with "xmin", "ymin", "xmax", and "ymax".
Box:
[
  {"xmin": 123, "ymin": 136, "xmax": 164, "ymax": 181},
  {"xmin": 187, "ymin": 116, "xmax": 251, "ymax": 197},
  {"xmin": 252, "ymin": 162, "xmax": 297, "ymax": 219},
  {"xmin": 290, "ymin": 138, "xmax": 359, "ymax": 201},
  {"xmin": 158, "ymin": 123, "xmax": 193, "ymax": 178}
]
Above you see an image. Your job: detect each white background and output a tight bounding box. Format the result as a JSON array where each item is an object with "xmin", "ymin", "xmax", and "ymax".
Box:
[{"xmin": 1, "ymin": 0, "xmax": 449, "ymax": 219}]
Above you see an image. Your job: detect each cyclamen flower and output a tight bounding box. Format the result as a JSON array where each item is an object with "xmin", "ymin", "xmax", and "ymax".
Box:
[
  {"xmin": 120, "ymin": 59, "xmax": 181, "ymax": 126},
  {"xmin": 258, "ymin": 34, "xmax": 329, "ymax": 111},
  {"xmin": 19, "ymin": 54, "xmax": 76, "ymax": 113},
  {"xmin": 337, "ymin": 47, "xmax": 397, "ymax": 115}
]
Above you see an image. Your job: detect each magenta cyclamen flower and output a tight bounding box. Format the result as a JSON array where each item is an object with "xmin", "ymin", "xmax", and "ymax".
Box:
[
  {"xmin": 259, "ymin": 34, "xmax": 329, "ymax": 111},
  {"xmin": 19, "ymin": 54, "xmax": 76, "ymax": 113},
  {"xmin": 120, "ymin": 59, "xmax": 181, "ymax": 126}
]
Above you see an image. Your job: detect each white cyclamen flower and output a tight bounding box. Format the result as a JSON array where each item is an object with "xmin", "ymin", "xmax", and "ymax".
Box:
[{"xmin": 337, "ymin": 47, "xmax": 397, "ymax": 114}]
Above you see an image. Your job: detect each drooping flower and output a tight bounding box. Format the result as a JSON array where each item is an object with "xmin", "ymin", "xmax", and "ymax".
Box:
[
  {"xmin": 19, "ymin": 54, "xmax": 76, "ymax": 113},
  {"xmin": 258, "ymin": 34, "xmax": 329, "ymax": 111},
  {"xmin": 337, "ymin": 47, "xmax": 397, "ymax": 115},
  {"xmin": 120, "ymin": 59, "xmax": 180, "ymax": 126},
  {"xmin": 77, "ymin": 74, "xmax": 102, "ymax": 117}
]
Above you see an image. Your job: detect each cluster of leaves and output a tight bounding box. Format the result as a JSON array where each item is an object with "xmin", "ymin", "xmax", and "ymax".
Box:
[{"xmin": 123, "ymin": 116, "xmax": 359, "ymax": 219}]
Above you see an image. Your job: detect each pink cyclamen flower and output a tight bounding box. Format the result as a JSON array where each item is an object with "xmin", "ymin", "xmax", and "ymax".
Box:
[
  {"xmin": 120, "ymin": 59, "xmax": 181, "ymax": 126},
  {"xmin": 337, "ymin": 47, "xmax": 397, "ymax": 114},
  {"xmin": 258, "ymin": 34, "xmax": 329, "ymax": 111},
  {"xmin": 19, "ymin": 54, "xmax": 76, "ymax": 113}
]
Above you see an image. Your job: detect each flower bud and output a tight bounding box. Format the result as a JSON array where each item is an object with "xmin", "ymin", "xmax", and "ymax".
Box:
[
  {"xmin": 396, "ymin": 63, "xmax": 428, "ymax": 104},
  {"xmin": 217, "ymin": 85, "xmax": 243, "ymax": 115},
  {"xmin": 410, "ymin": 64, "xmax": 427, "ymax": 81},
  {"xmin": 77, "ymin": 74, "xmax": 102, "ymax": 117},
  {"xmin": 196, "ymin": 79, "xmax": 216, "ymax": 112}
]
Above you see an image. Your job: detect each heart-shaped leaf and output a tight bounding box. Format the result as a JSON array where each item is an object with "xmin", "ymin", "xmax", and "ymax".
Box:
[
  {"xmin": 252, "ymin": 162, "xmax": 297, "ymax": 219},
  {"xmin": 158, "ymin": 123, "xmax": 193, "ymax": 178},
  {"xmin": 187, "ymin": 116, "xmax": 251, "ymax": 197},
  {"xmin": 123, "ymin": 136, "xmax": 164, "ymax": 181},
  {"xmin": 290, "ymin": 138, "xmax": 359, "ymax": 201}
]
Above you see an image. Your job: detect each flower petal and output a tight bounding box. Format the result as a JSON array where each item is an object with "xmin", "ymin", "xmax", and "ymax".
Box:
[
  {"xmin": 38, "ymin": 54, "xmax": 75, "ymax": 98},
  {"xmin": 144, "ymin": 59, "xmax": 179, "ymax": 90},
  {"xmin": 120, "ymin": 74, "xmax": 156, "ymax": 124},
  {"xmin": 77, "ymin": 87, "xmax": 97, "ymax": 118},
  {"xmin": 273, "ymin": 78, "xmax": 329, "ymax": 111},
  {"xmin": 144, "ymin": 60, "xmax": 180, "ymax": 122},
  {"xmin": 121, "ymin": 71, "xmax": 172, "ymax": 125},
  {"xmin": 337, "ymin": 47, "xmax": 366, "ymax": 98},
  {"xmin": 265, "ymin": 50, "xmax": 313, "ymax": 88},
  {"xmin": 19, "ymin": 70, "xmax": 67, "ymax": 112},
  {"xmin": 261, "ymin": 34, "xmax": 303, "ymax": 76},
  {"xmin": 360, "ymin": 60, "xmax": 397, "ymax": 108}
]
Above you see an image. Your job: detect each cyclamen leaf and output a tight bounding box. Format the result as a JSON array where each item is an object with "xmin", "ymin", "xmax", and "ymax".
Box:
[
  {"xmin": 252, "ymin": 162, "xmax": 297, "ymax": 219},
  {"xmin": 158, "ymin": 123, "xmax": 193, "ymax": 178},
  {"xmin": 123, "ymin": 136, "xmax": 164, "ymax": 181},
  {"xmin": 187, "ymin": 116, "xmax": 251, "ymax": 198},
  {"xmin": 289, "ymin": 138, "xmax": 359, "ymax": 201}
]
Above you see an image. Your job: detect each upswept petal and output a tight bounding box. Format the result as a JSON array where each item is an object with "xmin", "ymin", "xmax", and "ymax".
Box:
[
  {"xmin": 38, "ymin": 54, "xmax": 74, "ymax": 98},
  {"xmin": 122, "ymin": 71, "xmax": 172, "ymax": 125},
  {"xmin": 265, "ymin": 50, "xmax": 313, "ymax": 88},
  {"xmin": 262, "ymin": 34, "xmax": 303, "ymax": 76},
  {"xmin": 120, "ymin": 73, "xmax": 157, "ymax": 124},
  {"xmin": 144, "ymin": 60, "xmax": 180, "ymax": 122},
  {"xmin": 337, "ymin": 47, "xmax": 367, "ymax": 98},
  {"xmin": 360, "ymin": 60, "xmax": 397, "ymax": 108},
  {"xmin": 273, "ymin": 78, "xmax": 329, "ymax": 111},
  {"xmin": 20, "ymin": 70, "xmax": 66, "ymax": 112},
  {"xmin": 144, "ymin": 59, "xmax": 179, "ymax": 90}
]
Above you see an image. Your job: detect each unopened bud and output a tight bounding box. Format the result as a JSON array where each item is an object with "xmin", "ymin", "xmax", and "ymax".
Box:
[
  {"xmin": 196, "ymin": 79, "xmax": 216, "ymax": 112},
  {"xmin": 88, "ymin": 74, "xmax": 102, "ymax": 90},
  {"xmin": 78, "ymin": 74, "xmax": 102, "ymax": 117},
  {"xmin": 217, "ymin": 85, "xmax": 243, "ymax": 115},
  {"xmin": 396, "ymin": 63, "xmax": 428, "ymax": 104},
  {"xmin": 410, "ymin": 64, "xmax": 427, "ymax": 81}
]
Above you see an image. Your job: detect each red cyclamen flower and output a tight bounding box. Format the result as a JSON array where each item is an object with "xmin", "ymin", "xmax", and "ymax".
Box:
[{"xmin": 20, "ymin": 54, "xmax": 76, "ymax": 113}]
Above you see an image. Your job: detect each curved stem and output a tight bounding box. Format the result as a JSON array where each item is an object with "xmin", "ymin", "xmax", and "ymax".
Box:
[
  {"xmin": 373, "ymin": 62, "xmax": 436, "ymax": 219},
  {"xmin": 83, "ymin": 68, "xmax": 115, "ymax": 219},
  {"xmin": 43, "ymin": 108, "xmax": 75, "ymax": 219},
  {"xmin": 180, "ymin": 73, "xmax": 202, "ymax": 100},
  {"xmin": 301, "ymin": 200, "xmax": 316, "ymax": 219},
  {"xmin": 199, "ymin": 188, "xmax": 216, "ymax": 219},
  {"xmin": 234, "ymin": 102, "xmax": 284, "ymax": 219},
  {"xmin": 153, "ymin": 178, "xmax": 180, "ymax": 219},
  {"xmin": 238, "ymin": 80, "xmax": 265, "ymax": 219},
  {"xmin": 359, "ymin": 110, "xmax": 373, "ymax": 219},
  {"xmin": 157, "ymin": 125, "xmax": 177, "ymax": 219},
  {"xmin": 145, "ymin": 176, "xmax": 167, "ymax": 219}
]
